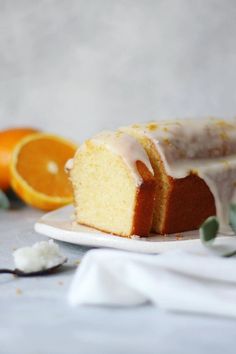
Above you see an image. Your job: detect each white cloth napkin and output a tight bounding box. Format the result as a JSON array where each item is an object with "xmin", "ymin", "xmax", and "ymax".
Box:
[{"xmin": 68, "ymin": 248, "xmax": 236, "ymax": 318}]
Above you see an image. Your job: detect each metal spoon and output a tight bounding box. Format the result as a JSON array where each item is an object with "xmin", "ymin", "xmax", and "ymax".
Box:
[{"xmin": 0, "ymin": 258, "xmax": 67, "ymax": 277}]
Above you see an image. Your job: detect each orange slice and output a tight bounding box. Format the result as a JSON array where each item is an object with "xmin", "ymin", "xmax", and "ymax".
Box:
[
  {"xmin": 10, "ymin": 133, "xmax": 77, "ymax": 210},
  {"xmin": 0, "ymin": 127, "xmax": 38, "ymax": 191}
]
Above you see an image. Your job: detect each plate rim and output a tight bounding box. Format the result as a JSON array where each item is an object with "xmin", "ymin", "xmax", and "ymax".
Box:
[{"xmin": 34, "ymin": 205, "xmax": 234, "ymax": 254}]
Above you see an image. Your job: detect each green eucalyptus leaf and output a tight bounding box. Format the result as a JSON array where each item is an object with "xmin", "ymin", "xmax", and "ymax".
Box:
[
  {"xmin": 200, "ymin": 216, "xmax": 219, "ymax": 245},
  {"xmin": 0, "ymin": 190, "xmax": 10, "ymax": 209},
  {"xmin": 229, "ymin": 204, "xmax": 236, "ymax": 234}
]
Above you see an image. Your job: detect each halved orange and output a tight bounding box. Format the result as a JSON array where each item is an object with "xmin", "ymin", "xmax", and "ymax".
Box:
[
  {"xmin": 0, "ymin": 127, "xmax": 38, "ymax": 191},
  {"xmin": 10, "ymin": 133, "xmax": 77, "ymax": 210}
]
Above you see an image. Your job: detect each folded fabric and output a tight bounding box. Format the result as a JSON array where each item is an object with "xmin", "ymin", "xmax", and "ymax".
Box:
[{"xmin": 68, "ymin": 248, "xmax": 236, "ymax": 318}]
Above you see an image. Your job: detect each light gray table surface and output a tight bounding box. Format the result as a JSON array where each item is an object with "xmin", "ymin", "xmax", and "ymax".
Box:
[{"xmin": 0, "ymin": 205, "xmax": 236, "ymax": 354}]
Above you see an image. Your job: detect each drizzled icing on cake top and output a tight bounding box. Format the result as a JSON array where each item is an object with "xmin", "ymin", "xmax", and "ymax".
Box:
[
  {"xmin": 125, "ymin": 118, "xmax": 236, "ymax": 233},
  {"xmin": 91, "ymin": 131, "xmax": 154, "ymax": 185}
]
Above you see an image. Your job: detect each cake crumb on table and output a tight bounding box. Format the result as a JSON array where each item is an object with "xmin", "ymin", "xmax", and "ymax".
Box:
[
  {"xmin": 131, "ymin": 235, "xmax": 147, "ymax": 241},
  {"xmin": 16, "ymin": 288, "xmax": 22, "ymax": 295},
  {"xmin": 131, "ymin": 235, "xmax": 140, "ymax": 240}
]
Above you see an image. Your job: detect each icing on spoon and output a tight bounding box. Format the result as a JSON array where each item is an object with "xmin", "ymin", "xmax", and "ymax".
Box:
[{"xmin": 0, "ymin": 240, "xmax": 67, "ymax": 277}]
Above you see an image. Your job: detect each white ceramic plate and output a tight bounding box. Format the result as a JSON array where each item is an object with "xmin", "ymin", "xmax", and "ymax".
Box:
[{"xmin": 35, "ymin": 205, "xmax": 234, "ymax": 254}]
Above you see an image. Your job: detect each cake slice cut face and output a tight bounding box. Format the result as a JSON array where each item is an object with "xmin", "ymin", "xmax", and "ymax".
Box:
[
  {"xmin": 121, "ymin": 118, "xmax": 236, "ymax": 234},
  {"xmin": 69, "ymin": 132, "xmax": 156, "ymax": 237}
]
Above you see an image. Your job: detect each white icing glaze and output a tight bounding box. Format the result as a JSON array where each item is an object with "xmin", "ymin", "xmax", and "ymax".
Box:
[
  {"xmin": 91, "ymin": 131, "xmax": 154, "ymax": 185},
  {"xmin": 123, "ymin": 118, "xmax": 236, "ymax": 233}
]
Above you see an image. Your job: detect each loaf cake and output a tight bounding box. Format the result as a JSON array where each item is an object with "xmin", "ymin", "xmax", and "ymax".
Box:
[
  {"xmin": 121, "ymin": 118, "xmax": 236, "ymax": 234},
  {"xmin": 67, "ymin": 131, "xmax": 156, "ymax": 237},
  {"xmin": 67, "ymin": 118, "xmax": 236, "ymax": 237}
]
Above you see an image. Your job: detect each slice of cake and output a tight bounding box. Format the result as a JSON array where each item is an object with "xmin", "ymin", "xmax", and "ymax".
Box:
[
  {"xmin": 121, "ymin": 118, "xmax": 236, "ymax": 234},
  {"xmin": 68, "ymin": 131, "xmax": 156, "ymax": 237}
]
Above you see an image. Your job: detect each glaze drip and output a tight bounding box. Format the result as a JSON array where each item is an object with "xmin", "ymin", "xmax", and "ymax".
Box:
[{"xmin": 91, "ymin": 131, "xmax": 154, "ymax": 185}]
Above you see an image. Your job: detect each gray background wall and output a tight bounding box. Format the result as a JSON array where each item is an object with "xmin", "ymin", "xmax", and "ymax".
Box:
[{"xmin": 0, "ymin": 0, "xmax": 236, "ymax": 142}]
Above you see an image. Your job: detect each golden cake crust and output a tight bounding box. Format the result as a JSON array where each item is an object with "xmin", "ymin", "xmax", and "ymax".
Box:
[
  {"xmin": 160, "ymin": 174, "xmax": 216, "ymax": 234},
  {"xmin": 131, "ymin": 161, "xmax": 156, "ymax": 236}
]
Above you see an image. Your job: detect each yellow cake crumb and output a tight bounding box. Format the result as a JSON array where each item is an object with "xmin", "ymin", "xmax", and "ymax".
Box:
[
  {"xmin": 74, "ymin": 259, "xmax": 81, "ymax": 265},
  {"xmin": 163, "ymin": 138, "xmax": 171, "ymax": 146},
  {"xmin": 146, "ymin": 122, "xmax": 159, "ymax": 131},
  {"xmin": 220, "ymin": 132, "xmax": 229, "ymax": 141},
  {"xmin": 216, "ymin": 120, "xmax": 235, "ymax": 129}
]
